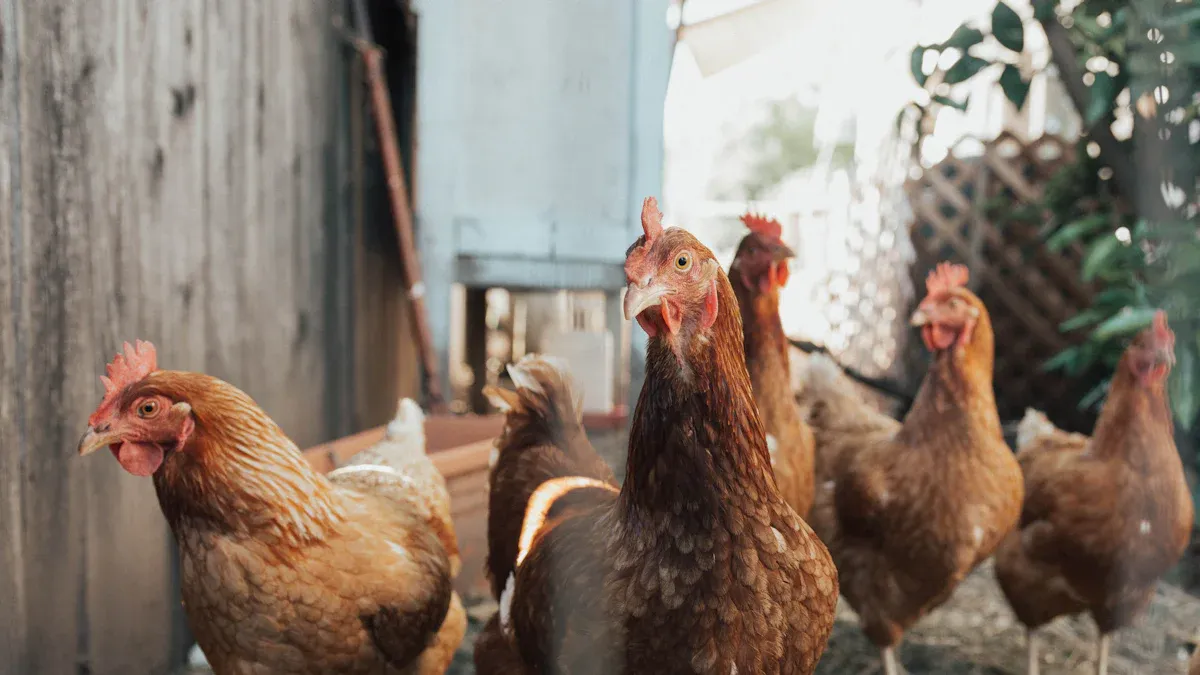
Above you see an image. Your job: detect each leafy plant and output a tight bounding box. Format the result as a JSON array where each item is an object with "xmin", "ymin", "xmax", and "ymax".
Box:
[
  {"xmin": 909, "ymin": 0, "xmax": 1200, "ymax": 429},
  {"xmin": 1044, "ymin": 221, "xmax": 1200, "ymax": 428}
]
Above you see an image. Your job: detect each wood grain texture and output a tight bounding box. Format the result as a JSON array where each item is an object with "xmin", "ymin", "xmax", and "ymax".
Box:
[
  {"xmin": 0, "ymin": 1, "xmax": 26, "ymax": 671},
  {"xmin": 0, "ymin": 1, "xmax": 400, "ymax": 672}
]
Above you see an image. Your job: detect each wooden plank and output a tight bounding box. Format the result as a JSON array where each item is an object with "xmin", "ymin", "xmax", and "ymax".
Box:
[
  {"xmin": 76, "ymin": 0, "xmax": 185, "ymax": 670},
  {"xmin": 0, "ymin": 0, "xmax": 26, "ymax": 669},
  {"xmin": 437, "ymin": 441, "xmax": 494, "ymax": 479},
  {"xmin": 14, "ymin": 2, "xmax": 90, "ymax": 671},
  {"xmin": 301, "ymin": 413, "xmax": 626, "ymax": 472}
]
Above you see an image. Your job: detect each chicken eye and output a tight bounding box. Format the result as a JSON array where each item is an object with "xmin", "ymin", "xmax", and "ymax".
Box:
[
  {"xmin": 137, "ymin": 400, "xmax": 160, "ymax": 418},
  {"xmin": 674, "ymin": 252, "xmax": 692, "ymax": 271}
]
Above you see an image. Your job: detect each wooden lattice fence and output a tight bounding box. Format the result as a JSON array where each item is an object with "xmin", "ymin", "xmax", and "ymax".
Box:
[{"xmin": 906, "ymin": 133, "xmax": 1099, "ymax": 430}]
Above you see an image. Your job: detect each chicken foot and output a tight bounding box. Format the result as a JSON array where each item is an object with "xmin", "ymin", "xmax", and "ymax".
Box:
[
  {"xmin": 881, "ymin": 646, "xmax": 906, "ymax": 675},
  {"xmin": 1026, "ymin": 631, "xmax": 1040, "ymax": 675},
  {"xmin": 1095, "ymin": 633, "xmax": 1111, "ymax": 675}
]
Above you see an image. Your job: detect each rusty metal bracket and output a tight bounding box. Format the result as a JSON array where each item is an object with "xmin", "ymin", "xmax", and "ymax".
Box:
[{"xmin": 344, "ymin": 0, "xmax": 447, "ymax": 413}]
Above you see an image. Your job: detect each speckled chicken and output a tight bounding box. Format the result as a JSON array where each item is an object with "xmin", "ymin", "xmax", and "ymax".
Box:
[
  {"xmin": 729, "ymin": 211, "xmax": 816, "ymax": 518},
  {"xmin": 77, "ymin": 342, "xmax": 465, "ymax": 674},
  {"xmin": 473, "ymin": 197, "xmax": 839, "ymax": 674},
  {"xmin": 994, "ymin": 311, "xmax": 1192, "ymax": 675},
  {"xmin": 798, "ymin": 262, "xmax": 1024, "ymax": 675}
]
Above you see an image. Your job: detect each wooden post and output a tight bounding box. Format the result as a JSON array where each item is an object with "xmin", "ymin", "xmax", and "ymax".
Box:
[
  {"xmin": 350, "ymin": 0, "xmax": 447, "ymax": 412},
  {"xmin": 465, "ymin": 287, "xmax": 489, "ymax": 414}
]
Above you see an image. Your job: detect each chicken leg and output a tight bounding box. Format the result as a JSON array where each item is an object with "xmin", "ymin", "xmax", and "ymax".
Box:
[
  {"xmin": 1095, "ymin": 633, "xmax": 1110, "ymax": 675},
  {"xmin": 881, "ymin": 646, "xmax": 904, "ymax": 675},
  {"xmin": 1026, "ymin": 631, "xmax": 1039, "ymax": 675}
]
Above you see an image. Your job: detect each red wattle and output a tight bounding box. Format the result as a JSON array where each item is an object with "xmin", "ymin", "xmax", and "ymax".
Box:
[
  {"xmin": 921, "ymin": 324, "xmax": 957, "ymax": 352},
  {"xmin": 111, "ymin": 441, "xmax": 165, "ymax": 477}
]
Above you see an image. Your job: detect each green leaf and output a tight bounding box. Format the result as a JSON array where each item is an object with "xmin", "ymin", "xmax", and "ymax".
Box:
[
  {"xmin": 1059, "ymin": 308, "xmax": 1109, "ymax": 332},
  {"xmin": 1081, "ymin": 234, "xmax": 1120, "ymax": 281},
  {"xmin": 1160, "ymin": 5, "xmax": 1200, "ymax": 28},
  {"xmin": 1092, "ymin": 307, "xmax": 1158, "ymax": 340},
  {"xmin": 944, "ymin": 54, "xmax": 991, "ymax": 84},
  {"xmin": 1091, "ymin": 287, "xmax": 1137, "ymax": 311},
  {"xmin": 1079, "ymin": 378, "xmax": 1110, "ymax": 411},
  {"xmin": 911, "ymin": 46, "xmax": 928, "ymax": 87},
  {"xmin": 1046, "ymin": 213, "xmax": 1112, "ymax": 252},
  {"xmin": 998, "ymin": 64, "xmax": 1030, "ymax": 110},
  {"xmin": 1042, "ymin": 346, "xmax": 1080, "ymax": 372},
  {"xmin": 1033, "ymin": 0, "xmax": 1057, "ymax": 23},
  {"xmin": 942, "ymin": 24, "xmax": 985, "ymax": 51},
  {"xmin": 932, "ymin": 94, "xmax": 970, "ymax": 111},
  {"xmin": 992, "ymin": 2, "xmax": 1025, "ymax": 52},
  {"xmin": 1170, "ymin": 339, "xmax": 1199, "ymax": 429},
  {"xmin": 1085, "ymin": 72, "xmax": 1118, "ymax": 126}
]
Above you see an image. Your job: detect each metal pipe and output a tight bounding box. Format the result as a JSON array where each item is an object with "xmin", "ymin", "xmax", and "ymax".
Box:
[{"xmin": 349, "ymin": 0, "xmax": 446, "ymax": 411}]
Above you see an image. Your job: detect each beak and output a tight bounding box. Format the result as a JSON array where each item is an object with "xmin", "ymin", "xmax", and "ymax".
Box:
[
  {"xmin": 910, "ymin": 308, "xmax": 930, "ymax": 327},
  {"xmin": 78, "ymin": 426, "xmax": 120, "ymax": 456},
  {"xmin": 769, "ymin": 241, "xmax": 795, "ymax": 262},
  {"xmin": 623, "ymin": 283, "xmax": 669, "ymax": 321}
]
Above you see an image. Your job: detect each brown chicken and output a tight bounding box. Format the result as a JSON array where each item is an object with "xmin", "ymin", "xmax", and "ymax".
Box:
[
  {"xmin": 77, "ymin": 342, "xmax": 465, "ymax": 675},
  {"xmin": 798, "ymin": 262, "xmax": 1024, "ymax": 675},
  {"xmin": 481, "ymin": 353, "xmax": 616, "ymax": 600},
  {"xmin": 994, "ymin": 311, "xmax": 1192, "ymax": 675},
  {"xmin": 474, "ymin": 197, "xmax": 838, "ymax": 674},
  {"xmin": 729, "ymin": 211, "xmax": 816, "ymax": 517}
]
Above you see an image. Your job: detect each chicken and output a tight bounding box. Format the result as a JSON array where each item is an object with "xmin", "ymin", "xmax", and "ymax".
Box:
[
  {"xmin": 994, "ymin": 311, "xmax": 1192, "ymax": 675},
  {"xmin": 729, "ymin": 211, "xmax": 816, "ymax": 517},
  {"xmin": 480, "ymin": 353, "xmax": 616, "ymax": 600},
  {"xmin": 798, "ymin": 262, "xmax": 1024, "ymax": 675},
  {"xmin": 474, "ymin": 197, "xmax": 838, "ymax": 674},
  {"xmin": 77, "ymin": 341, "xmax": 466, "ymax": 675}
]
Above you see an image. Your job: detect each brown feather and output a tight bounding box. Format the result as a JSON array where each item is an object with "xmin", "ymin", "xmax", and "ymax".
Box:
[
  {"xmin": 482, "ymin": 228, "xmax": 839, "ymax": 675},
  {"xmin": 730, "ymin": 241, "xmax": 815, "ymax": 517},
  {"xmin": 113, "ymin": 372, "xmax": 461, "ymax": 674},
  {"xmin": 995, "ymin": 326, "xmax": 1193, "ymax": 635},
  {"xmin": 800, "ymin": 287, "xmax": 1024, "ymax": 648}
]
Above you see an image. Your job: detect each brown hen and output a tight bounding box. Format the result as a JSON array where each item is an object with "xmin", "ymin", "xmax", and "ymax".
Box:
[
  {"xmin": 994, "ymin": 311, "xmax": 1192, "ymax": 675},
  {"xmin": 474, "ymin": 197, "xmax": 838, "ymax": 675},
  {"xmin": 77, "ymin": 343, "xmax": 465, "ymax": 674},
  {"xmin": 729, "ymin": 211, "xmax": 816, "ymax": 517},
  {"xmin": 799, "ymin": 262, "xmax": 1024, "ymax": 675},
  {"xmin": 481, "ymin": 353, "xmax": 616, "ymax": 600}
]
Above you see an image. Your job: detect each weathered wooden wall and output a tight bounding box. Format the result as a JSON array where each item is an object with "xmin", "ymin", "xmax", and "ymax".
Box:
[{"xmin": 0, "ymin": 1, "xmax": 417, "ymax": 672}]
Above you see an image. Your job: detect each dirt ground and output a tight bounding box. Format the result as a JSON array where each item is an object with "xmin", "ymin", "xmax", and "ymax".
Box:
[{"xmin": 451, "ymin": 562, "xmax": 1200, "ymax": 674}]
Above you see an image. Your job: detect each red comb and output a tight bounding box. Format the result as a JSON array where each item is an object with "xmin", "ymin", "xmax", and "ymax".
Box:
[
  {"xmin": 740, "ymin": 212, "xmax": 782, "ymax": 240},
  {"xmin": 89, "ymin": 341, "xmax": 157, "ymax": 425},
  {"xmin": 1153, "ymin": 310, "xmax": 1171, "ymax": 339},
  {"xmin": 641, "ymin": 197, "xmax": 663, "ymax": 241},
  {"xmin": 925, "ymin": 262, "xmax": 969, "ymax": 296}
]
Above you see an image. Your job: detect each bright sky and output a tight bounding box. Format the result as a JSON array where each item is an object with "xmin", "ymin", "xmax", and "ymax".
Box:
[{"xmin": 661, "ymin": 0, "xmax": 998, "ymax": 344}]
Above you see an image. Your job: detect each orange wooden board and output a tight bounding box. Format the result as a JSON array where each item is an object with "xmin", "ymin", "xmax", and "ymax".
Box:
[{"xmin": 298, "ymin": 410, "xmax": 627, "ymax": 596}]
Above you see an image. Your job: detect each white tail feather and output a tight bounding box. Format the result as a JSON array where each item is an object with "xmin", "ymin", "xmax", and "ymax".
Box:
[
  {"xmin": 1016, "ymin": 408, "xmax": 1056, "ymax": 452},
  {"xmin": 386, "ymin": 398, "xmax": 425, "ymax": 441},
  {"xmin": 506, "ymin": 353, "xmax": 584, "ymax": 419},
  {"xmin": 800, "ymin": 353, "xmax": 848, "ymax": 394}
]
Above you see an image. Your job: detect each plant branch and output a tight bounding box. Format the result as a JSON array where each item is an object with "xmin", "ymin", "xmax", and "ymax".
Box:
[{"xmin": 1034, "ymin": 0, "xmax": 1139, "ymax": 208}]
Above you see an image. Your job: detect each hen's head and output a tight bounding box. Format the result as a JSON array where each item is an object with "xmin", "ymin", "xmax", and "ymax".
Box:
[
  {"xmin": 623, "ymin": 197, "xmax": 723, "ymax": 343},
  {"xmin": 731, "ymin": 212, "xmax": 794, "ymax": 295},
  {"xmin": 1124, "ymin": 310, "xmax": 1175, "ymax": 386},
  {"xmin": 78, "ymin": 341, "xmax": 195, "ymax": 477},
  {"xmin": 910, "ymin": 262, "xmax": 986, "ymax": 353}
]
